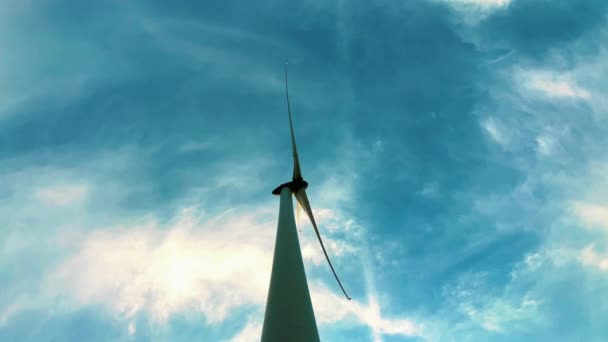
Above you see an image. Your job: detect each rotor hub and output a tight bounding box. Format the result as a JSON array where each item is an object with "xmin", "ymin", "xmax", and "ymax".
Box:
[{"xmin": 272, "ymin": 179, "xmax": 308, "ymax": 195}]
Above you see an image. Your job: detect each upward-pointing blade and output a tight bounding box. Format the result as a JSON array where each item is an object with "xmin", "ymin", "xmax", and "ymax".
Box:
[
  {"xmin": 285, "ymin": 64, "xmax": 302, "ymax": 181},
  {"xmin": 295, "ymin": 189, "xmax": 351, "ymax": 300}
]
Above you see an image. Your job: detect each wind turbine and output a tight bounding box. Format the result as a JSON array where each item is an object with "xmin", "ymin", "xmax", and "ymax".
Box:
[{"xmin": 261, "ymin": 65, "xmax": 350, "ymax": 342}]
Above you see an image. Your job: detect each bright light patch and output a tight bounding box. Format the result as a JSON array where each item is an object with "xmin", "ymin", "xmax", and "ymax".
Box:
[
  {"xmin": 579, "ymin": 245, "xmax": 608, "ymax": 271},
  {"xmin": 44, "ymin": 208, "xmax": 275, "ymax": 324},
  {"xmin": 311, "ymin": 284, "xmax": 421, "ymax": 339},
  {"xmin": 529, "ymin": 79, "xmax": 590, "ymax": 99},
  {"xmin": 571, "ymin": 202, "xmax": 608, "ymax": 230},
  {"xmin": 519, "ymin": 70, "xmax": 591, "ymax": 100}
]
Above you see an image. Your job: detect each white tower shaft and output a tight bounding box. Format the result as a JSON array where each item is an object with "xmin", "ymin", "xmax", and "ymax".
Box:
[{"xmin": 261, "ymin": 186, "xmax": 320, "ymax": 342}]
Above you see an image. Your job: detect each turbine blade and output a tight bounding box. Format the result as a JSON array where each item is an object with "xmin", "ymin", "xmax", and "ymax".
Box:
[
  {"xmin": 285, "ymin": 64, "xmax": 303, "ymax": 181},
  {"xmin": 296, "ymin": 200, "xmax": 302, "ymax": 230},
  {"xmin": 295, "ymin": 189, "xmax": 351, "ymax": 300}
]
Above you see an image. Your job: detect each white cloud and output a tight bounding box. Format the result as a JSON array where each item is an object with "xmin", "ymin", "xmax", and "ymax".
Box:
[
  {"xmin": 301, "ymin": 237, "xmax": 356, "ymax": 266},
  {"xmin": 461, "ymin": 296, "xmax": 541, "ymax": 332},
  {"xmin": 419, "ymin": 182, "xmax": 439, "ymax": 198},
  {"xmin": 444, "ymin": 271, "xmax": 544, "ymax": 335},
  {"xmin": 579, "ymin": 245, "xmax": 608, "ymax": 271},
  {"xmin": 571, "ymin": 201, "xmax": 608, "ymax": 230},
  {"xmin": 2, "ymin": 200, "xmax": 420, "ymax": 340},
  {"xmin": 1, "ymin": 131, "xmax": 417, "ymax": 340},
  {"xmin": 529, "ymin": 79, "xmax": 589, "ymax": 99},
  {"xmin": 481, "ymin": 117, "xmax": 510, "ymax": 146},
  {"xmin": 0, "ymin": 298, "xmax": 30, "ymax": 326},
  {"xmin": 438, "ymin": 0, "xmax": 511, "ymax": 23},
  {"xmin": 518, "ymin": 69, "xmax": 591, "ymax": 100},
  {"xmin": 45, "ymin": 207, "xmax": 275, "ymax": 324},
  {"xmin": 211, "ymin": 156, "xmax": 274, "ymax": 191},
  {"xmin": 535, "ymin": 135, "xmax": 556, "ymax": 156},
  {"xmin": 311, "ymin": 284, "xmax": 421, "ymax": 339},
  {"xmin": 447, "ymin": 0, "xmax": 510, "ymax": 8},
  {"xmin": 128, "ymin": 321, "xmax": 136, "ymax": 335},
  {"xmin": 316, "ymin": 174, "xmax": 356, "ymax": 205},
  {"xmin": 228, "ymin": 318, "xmax": 262, "ymax": 342},
  {"xmin": 35, "ymin": 184, "xmax": 88, "ymax": 206}
]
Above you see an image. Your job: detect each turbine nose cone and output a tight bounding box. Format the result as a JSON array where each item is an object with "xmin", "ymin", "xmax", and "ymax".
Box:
[
  {"xmin": 292, "ymin": 178, "xmax": 308, "ymax": 192},
  {"xmin": 271, "ymin": 179, "xmax": 308, "ymax": 195}
]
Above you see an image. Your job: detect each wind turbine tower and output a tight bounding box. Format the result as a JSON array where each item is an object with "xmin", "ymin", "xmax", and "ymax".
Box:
[{"xmin": 261, "ymin": 66, "xmax": 350, "ymax": 342}]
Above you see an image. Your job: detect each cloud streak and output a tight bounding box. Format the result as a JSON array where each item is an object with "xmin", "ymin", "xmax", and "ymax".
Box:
[{"xmin": 35, "ymin": 184, "xmax": 89, "ymax": 207}]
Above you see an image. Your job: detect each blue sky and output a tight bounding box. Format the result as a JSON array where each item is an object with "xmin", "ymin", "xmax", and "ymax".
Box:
[{"xmin": 1, "ymin": 0, "xmax": 608, "ymax": 341}]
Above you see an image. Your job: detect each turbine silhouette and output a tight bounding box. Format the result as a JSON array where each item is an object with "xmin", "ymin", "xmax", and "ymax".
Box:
[{"xmin": 261, "ymin": 65, "xmax": 350, "ymax": 342}]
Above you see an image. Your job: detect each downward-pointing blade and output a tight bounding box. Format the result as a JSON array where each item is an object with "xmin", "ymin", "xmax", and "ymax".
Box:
[
  {"xmin": 285, "ymin": 64, "xmax": 303, "ymax": 181},
  {"xmin": 295, "ymin": 189, "xmax": 351, "ymax": 300},
  {"xmin": 296, "ymin": 200, "xmax": 302, "ymax": 229}
]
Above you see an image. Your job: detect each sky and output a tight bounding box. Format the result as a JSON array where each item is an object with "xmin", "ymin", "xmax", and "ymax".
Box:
[{"xmin": 1, "ymin": 0, "xmax": 608, "ymax": 341}]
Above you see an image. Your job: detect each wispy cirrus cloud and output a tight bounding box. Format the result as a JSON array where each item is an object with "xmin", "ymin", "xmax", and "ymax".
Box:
[
  {"xmin": 535, "ymin": 135, "xmax": 557, "ymax": 156},
  {"xmin": 445, "ymin": 0, "xmax": 511, "ymax": 9},
  {"xmin": 481, "ymin": 116, "xmax": 510, "ymax": 147},
  {"xmin": 35, "ymin": 184, "xmax": 89, "ymax": 206},
  {"xmin": 437, "ymin": 0, "xmax": 511, "ymax": 23}
]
